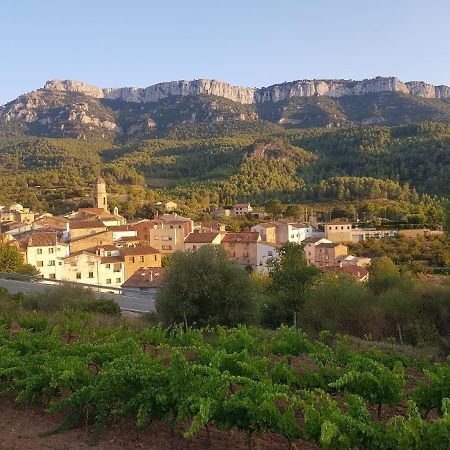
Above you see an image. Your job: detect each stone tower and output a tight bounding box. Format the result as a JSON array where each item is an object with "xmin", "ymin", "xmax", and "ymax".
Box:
[{"xmin": 93, "ymin": 177, "xmax": 108, "ymax": 211}]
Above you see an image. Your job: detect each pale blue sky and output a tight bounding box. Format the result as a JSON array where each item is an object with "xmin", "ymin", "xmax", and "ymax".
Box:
[{"xmin": 1, "ymin": 0, "xmax": 449, "ymax": 105}]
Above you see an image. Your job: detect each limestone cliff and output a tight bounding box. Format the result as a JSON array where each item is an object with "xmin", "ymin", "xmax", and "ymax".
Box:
[{"xmin": 43, "ymin": 76, "xmax": 450, "ymax": 104}]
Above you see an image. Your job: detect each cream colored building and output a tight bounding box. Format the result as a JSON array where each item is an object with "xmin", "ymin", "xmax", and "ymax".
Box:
[
  {"xmin": 305, "ymin": 237, "xmax": 348, "ymax": 268},
  {"xmin": 62, "ymin": 251, "xmax": 124, "ymax": 288},
  {"xmin": 184, "ymin": 232, "xmax": 223, "ymax": 251},
  {"xmin": 26, "ymin": 232, "xmax": 69, "ymax": 279},
  {"xmin": 221, "ymin": 232, "xmax": 261, "ymax": 269},
  {"xmin": 256, "ymin": 242, "xmax": 279, "ymax": 274},
  {"xmin": 148, "ymin": 214, "xmax": 194, "ymax": 254}
]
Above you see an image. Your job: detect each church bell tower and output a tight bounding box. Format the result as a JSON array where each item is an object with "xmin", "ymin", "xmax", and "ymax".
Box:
[{"xmin": 93, "ymin": 177, "xmax": 108, "ymax": 211}]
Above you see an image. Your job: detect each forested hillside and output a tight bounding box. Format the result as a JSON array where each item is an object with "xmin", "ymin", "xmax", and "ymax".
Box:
[{"xmin": 0, "ymin": 122, "xmax": 448, "ymax": 216}]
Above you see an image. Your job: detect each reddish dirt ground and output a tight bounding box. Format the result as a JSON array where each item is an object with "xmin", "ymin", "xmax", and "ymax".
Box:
[{"xmin": 0, "ymin": 398, "xmax": 322, "ymax": 450}]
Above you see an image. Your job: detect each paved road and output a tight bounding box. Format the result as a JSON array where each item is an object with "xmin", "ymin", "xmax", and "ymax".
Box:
[{"xmin": 0, "ymin": 279, "xmax": 155, "ymax": 313}]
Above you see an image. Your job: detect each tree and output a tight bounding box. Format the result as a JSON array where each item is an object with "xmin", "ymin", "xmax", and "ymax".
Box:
[
  {"xmin": 263, "ymin": 242, "xmax": 321, "ymax": 327},
  {"xmin": 285, "ymin": 204, "xmax": 304, "ymax": 220},
  {"xmin": 265, "ymin": 199, "xmax": 284, "ymax": 220},
  {"xmin": 0, "ymin": 243, "xmax": 35, "ymax": 274},
  {"xmin": 443, "ymin": 200, "xmax": 450, "ymax": 241},
  {"xmin": 367, "ymin": 256, "xmax": 402, "ymax": 295},
  {"xmin": 156, "ymin": 246, "xmax": 258, "ymax": 327}
]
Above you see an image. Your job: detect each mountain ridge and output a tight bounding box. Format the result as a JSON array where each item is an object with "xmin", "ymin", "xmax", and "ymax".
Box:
[
  {"xmin": 2, "ymin": 76, "xmax": 450, "ymax": 138},
  {"xmin": 40, "ymin": 76, "xmax": 450, "ymax": 105}
]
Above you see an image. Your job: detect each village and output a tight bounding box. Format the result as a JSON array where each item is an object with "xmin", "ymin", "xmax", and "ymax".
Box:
[{"xmin": 0, "ymin": 178, "xmax": 441, "ymax": 293}]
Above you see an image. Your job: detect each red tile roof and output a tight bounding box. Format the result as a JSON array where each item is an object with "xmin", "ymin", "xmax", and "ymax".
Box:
[
  {"xmin": 27, "ymin": 232, "xmax": 58, "ymax": 247},
  {"xmin": 185, "ymin": 232, "xmax": 221, "ymax": 244},
  {"xmin": 69, "ymin": 219, "xmax": 106, "ymax": 230},
  {"xmin": 101, "ymin": 256, "xmax": 124, "ymax": 264},
  {"xmin": 119, "ymin": 246, "xmax": 160, "ymax": 256},
  {"xmin": 222, "ymin": 232, "xmax": 260, "ymax": 243},
  {"xmin": 122, "ymin": 267, "xmax": 169, "ymax": 289}
]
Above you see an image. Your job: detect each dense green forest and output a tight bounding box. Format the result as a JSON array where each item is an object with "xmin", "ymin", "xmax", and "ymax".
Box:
[{"xmin": 0, "ymin": 122, "xmax": 448, "ymax": 219}]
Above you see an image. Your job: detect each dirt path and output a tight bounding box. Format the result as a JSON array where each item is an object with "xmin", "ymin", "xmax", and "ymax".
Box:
[{"xmin": 0, "ymin": 399, "xmax": 321, "ymax": 450}]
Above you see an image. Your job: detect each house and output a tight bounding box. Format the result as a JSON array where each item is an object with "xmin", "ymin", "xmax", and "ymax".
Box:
[
  {"xmin": 304, "ymin": 238, "xmax": 348, "ymax": 267},
  {"xmin": 164, "ymin": 201, "xmax": 178, "ymax": 212},
  {"xmin": 251, "ymin": 221, "xmax": 313, "ymax": 245},
  {"xmin": 275, "ymin": 221, "xmax": 313, "ymax": 244},
  {"xmin": 232, "ymin": 203, "xmax": 253, "ymax": 217},
  {"xmin": 148, "ymin": 214, "xmax": 194, "ymax": 254},
  {"xmin": 212, "ymin": 207, "xmax": 232, "ymax": 219},
  {"xmin": 322, "ymin": 265, "xmax": 369, "ymax": 282},
  {"xmin": 69, "ymin": 219, "xmax": 107, "ymax": 240},
  {"xmin": 196, "ymin": 222, "xmax": 227, "ymax": 232},
  {"xmin": 256, "ymin": 242, "xmax": 279, "ymax": 273},
  {"xmin": 69, "ymin": 230, "xmax": 114, "ymax": 253},
  {"xmin": 119, "ymin": 246, "xmax": 161, "ymax": 281},
  {"xmin": 0, "ymin": 204, "xmax": 35, "ymax": 224},
  {"xmin": 339, "ymin": 255, "xmax": 372, "ymax": 268},
  {"xmin": 129, "ymin": 219, "xmax": 153, "ymax": 241},
  {"xmin": 26, "ymin": 232, "xmax": 69, "ymax": 279},
  {"xmin": 122, "ymin": 267, "xmax": 168, "ymax": 298},
  {"xmin": 184, "ymin": 232, "xmax": 223, "ymax": 251},
  {"xmin": 107, "ymin": 224, "xmax": 138, "ymax": 242},
  {"xmin": 62, "ymin": 251, "xmax": 125, "ymax": 288},
  {"xmin": 221, "ymin": 232, "xmax": 261, "ymax": 269},
  {"xmin": 251, "ymin": 223, "xmax": 277, "ymax": 244},
  {"xmin": 313, "ymin": 242, "xmax": 348, "ymax": 267},
  {"xmin": 324, "ymin": 220, "xmax": 366, "ymax": 243}
]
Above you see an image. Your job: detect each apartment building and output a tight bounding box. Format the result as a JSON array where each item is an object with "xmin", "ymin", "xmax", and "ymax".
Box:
[
  {"xmin": 26, "ymin": 232, "xmax": 69, "ymax": 279},
  {"xmin": 62, "ymin": 251, "xmax": 125, "ymax": 288},
  {"xmin": 221, "ymin": 232, "xmax": 261, "ymax": 268},
  {"xmin": 184, "ymin": 232, "xmax": 223, "ymax": 251},
  {"xmin": 148, "ymin": 214, "xmax": 193, "ymax": 254}
]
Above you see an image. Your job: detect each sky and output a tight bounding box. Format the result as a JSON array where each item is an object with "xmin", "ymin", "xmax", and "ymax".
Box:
[{"xmin": 1, "ymin": 0, "xmax": 450, "ymax": 105}]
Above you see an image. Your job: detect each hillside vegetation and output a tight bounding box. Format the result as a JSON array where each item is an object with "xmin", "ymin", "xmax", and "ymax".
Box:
[{"xmin": 0, "ymin": 122, "xmax": 448, "ymax": 215}]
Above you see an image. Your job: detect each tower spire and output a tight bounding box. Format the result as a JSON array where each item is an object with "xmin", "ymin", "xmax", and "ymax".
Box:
[{"xmin": 93, "ymin": 177, "xmax": 108, "ymax": 211}]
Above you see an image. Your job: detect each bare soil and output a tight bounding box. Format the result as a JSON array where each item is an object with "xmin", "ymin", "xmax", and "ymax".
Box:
[{"xmin": 0, "ymin": 398, "xmax": 322, "ymax": 450}]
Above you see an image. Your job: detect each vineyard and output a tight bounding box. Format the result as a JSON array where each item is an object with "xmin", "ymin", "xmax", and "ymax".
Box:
[{"xmin": 1, "ymin": 311, "xmax": 450, "ymax": 449}]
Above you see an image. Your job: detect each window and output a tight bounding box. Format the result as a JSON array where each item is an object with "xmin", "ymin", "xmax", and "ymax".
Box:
[
  {"xmin": 341, "ymin": 226, "xmax": 344, "ymax": 230},
  {"xmin": 113, "ymin": 263, "xmax": 121, "ymax": 272},
  {"xmin": 48, "ymin": 260, "xmax": 55, "ymax": 266},
  {"xmin": 58, "ymin": 261, "xmax": 62, "ymax": 266},
  {"xmin": 162, "ymin": 245, "xmax": 172, "ymax": 250},
  {"xmin": 268, "ymin": 251, "xmax": 273, "ymax": 257},
  {"xmin": 154, "ymin": 255, "xmax": 157, "ymax": 261},
  {"xmin": 105, "ymin": 263, "xmax": 111, "ymax": 269},
  {"xmin": 36, "ymin": 261, "xmax": 44, "ymax": 267},
  {"xmin": 89, "ymin": 262, "xmax": 95, "ymax": 266},
  {"xmin": 116, "ymin": 278, "xmax": 121, "ymax": 283},
  {"xmin": 88, "ymin": 272, "xmax": 94, "ymax": 278},
  {"xmin": 48, "ymin": 248, "xmax": 54, "ymax": 254},
  {"xmin": 170, "ymin": 225, "xmax": 173, "ymax": 229},
  {"xmin": 106, "ymin": 279, "xmax": 112, "ymax": 284},
  {"xmin": 193, "ymin": 245, "xmax": 197, "ymax": 250},
  {"xmin": 76, "ymin": 273, "xmax": 81, "ymax": 279},
  {"xmin": 139, "ymin": 256, "xmax": 144, "ymax": 262},
  {"xmin": 49, "ymin": 273, "xmax": 56, "ymax": 279},
  {"xmin": 131, "ymin": 256, "xmax": 135, "ymax": 263},
  {"xmin": 36, "ymin": 248, "xmax": 43, "ymax": 255}
]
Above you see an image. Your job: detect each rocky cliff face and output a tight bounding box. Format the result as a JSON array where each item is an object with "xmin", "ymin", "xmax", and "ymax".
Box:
[
  {"xmin": 2, "ymin": 76, "xmax": 450, "ymax": 138},
  {"xmin": 43, "ymin": 76, "xmax": 450, "ymax": 104}
]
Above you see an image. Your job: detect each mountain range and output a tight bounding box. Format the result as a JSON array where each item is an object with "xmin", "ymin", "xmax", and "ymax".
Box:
[{"xmin": 2, "ymin": 76, "xmax": 450, "ymax": 138}]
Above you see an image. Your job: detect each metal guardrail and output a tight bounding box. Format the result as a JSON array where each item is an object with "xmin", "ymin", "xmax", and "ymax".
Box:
[{"xmin": 0, "ymin": 272, "xmax": 156, "ymax": 300}]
